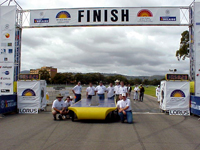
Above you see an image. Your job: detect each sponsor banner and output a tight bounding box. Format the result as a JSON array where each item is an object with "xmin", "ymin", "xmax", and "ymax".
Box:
[
  {"xmin": 160, "ymin": 81, "xmax": 190, "ymax": 111},
  {"xmin": 0, "ymin": 6, "xmax": 16, "ymax": 95},
  {"xmin": 30, "ymin": 7, "xmax": 180, "ymax": 27},
  {"xmin": 169, "ymin": 109, "xmax": 190, "ymax": 116},
  {"xmin": 0, "ymin": 63, "xmax": 14, "ymax": 95},
  {"xmin": 194, "ymin": 2, "xmax": 200, "ymax": 96},
  {"xmin": 191, "ymin": 96, "xmax": 200, "ymax": 116},
  {"xmin": 17, "ymin": 80, "xmax": 47, "ymax": 110},
  {"xmin": 14, "ymin": 28, "xmax": 21, "ymax": 81},
  {"xmin": 18, "ymin": 107, "xmax": 38, "ymax": 114},
  {"xmin": 0, "ymin": 94, "xmax": 17, "ymax": 114}
]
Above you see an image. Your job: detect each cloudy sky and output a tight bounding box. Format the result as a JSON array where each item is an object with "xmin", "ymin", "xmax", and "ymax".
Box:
[{"xmin": 10, "ymin": 0, "xmax": 196, "ymax": 76}]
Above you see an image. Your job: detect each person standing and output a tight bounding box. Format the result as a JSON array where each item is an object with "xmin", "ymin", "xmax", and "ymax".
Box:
[
  {"xmin": 107, "ymin": 83, "xmax": 115, "ymax": 100},
  {"xmin": 119, "ymin": 81, "xmax": 128, "ymax": 97},
  {"xmin": 156, "ymin": 85, "xmax": 160, "ymax": 103},
  {"xmin": 127, "ymin": 84, "xmax": 132, "ymax": 98},
  {"xmin": 133, "ymin": 84, "xmax": 140, "ymax": 101},
  {"xmin": 72, "ymin": 81, "xmax": 82, "ymax": 103},
  {"xmin": 114, "ymin": 80, "xmax": 121, "ymax": 102},
  {"xmin": 139, "ymin": 84, "xmax": 145, "ymax": 102},
  {"xmin": 95, "ymin": 81, "xmax": 107, "ymax": 100},
  {"xmin": 118, "ymin": 93, "xmax": 133, "ymax": 124},
  {"xmin": 52, "ymin": 94, "xmax": 67, "ymax": 120},
  {"xmin": 86, "ymin": 82, "xmax": 96, "ymax": 99}
]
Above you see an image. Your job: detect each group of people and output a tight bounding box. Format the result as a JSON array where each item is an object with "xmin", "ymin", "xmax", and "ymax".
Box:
[
  {"xmin": 71, "ymin": 80, "xmax": 145, "ymax": 103},
  {"xmin": 52, "ymin": 94, "xmax": 74, "ymax": 120},
  {"xmin": 52, "ymin": 80, "xmax": 146, "ymax": 123}
]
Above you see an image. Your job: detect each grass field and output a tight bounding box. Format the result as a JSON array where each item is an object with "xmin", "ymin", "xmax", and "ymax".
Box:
[
  {"xmin": 132, "ymin": 86, "xmax": 157, "ymax": 97},
  {"xmin": 143, "ymin": 86, "xmax": 157, "ymax": 97}
]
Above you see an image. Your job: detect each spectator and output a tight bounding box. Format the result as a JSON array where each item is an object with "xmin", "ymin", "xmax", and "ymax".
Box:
[
  {"xmin": 72, "ymin": 81, "xmax": 82, "ymax": 103},
  {"xmin": 127, "ymin": 84, "xmax": 132, "ymax": 98},
  {"xmin": 133, "ymin": 84, "xmax": 140, "ymax": 101},
  {"xmin": 139, "ymin": 84, "xmax": 145, "ymax": 102}
]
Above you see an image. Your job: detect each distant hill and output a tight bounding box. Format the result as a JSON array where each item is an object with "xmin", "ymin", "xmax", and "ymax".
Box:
[
  {"xmin": 22, "ymin": 70, "xmax": 164, "ymax": 81},
  {"xmin": 102, "ymin": 73, "xmax": 165, "ymax": 81}
]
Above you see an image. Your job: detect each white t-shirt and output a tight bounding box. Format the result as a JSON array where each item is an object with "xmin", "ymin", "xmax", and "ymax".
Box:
[
  {"xmin": 119, "ymin": 98, "xmax": 132, "ymax": 111},
  {"xmin": 73, "ymin": 85, "xmax": 82, "ymax": 94},
  {"xmin": 107, "ymin": 86, "xmax": 115, "ymax": 98},
  {"xmin": 86, "ymin": 86, "xmax": 96, "ymax": 95},
  {"xmin": 117, "ymin": 100, "xmax": 122, "ymax": 108},
  {"xmin": 95, "ymin": 85, "xmax": 107, "ymax": 94},
  {"xmin": 119, "ymin": 86, "xmax": 128, "ymax": 95},
  {"xmin": 65, "ymin": 100, "xmax": 72, "ymax": 109},
  {"xmin": 134, "ymin": 87, "xmax": 140, "ymax": 92},
  {"xmin": 114, "ymin": 85, "xmax": 121, "ymax": 94},
  {"xmin": 52, "ymin": 99, "xmax": 65, "ymax": 110}
]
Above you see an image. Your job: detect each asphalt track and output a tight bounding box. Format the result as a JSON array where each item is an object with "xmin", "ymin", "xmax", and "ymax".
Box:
[{"xmin": 1, "ymin": 95, "xmax": 200, "ymax": 150}]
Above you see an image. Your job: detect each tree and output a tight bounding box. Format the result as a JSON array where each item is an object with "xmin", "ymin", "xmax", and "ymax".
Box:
[
  {"xmin": 38, "ymin": 69, "xmax": 50, "ymax": 83},
  {"xmin": 176, "ymin": 30, "xmax": 189, "ymax": 60}
]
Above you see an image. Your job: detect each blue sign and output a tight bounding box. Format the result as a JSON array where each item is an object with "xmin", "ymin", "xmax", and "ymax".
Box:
[
  {"xmin": 0, "ymin": 94, "xmax": 17, "ymax": 114},
  {"xmin": 160, "ymin": 17, "xmax": 176, "ymax": 21},
  {"xmin": 191, "ymin": 96, "xmax": 200, "ymax": 116}
]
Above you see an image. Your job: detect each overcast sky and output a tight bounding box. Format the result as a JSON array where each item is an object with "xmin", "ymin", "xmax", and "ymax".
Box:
[{"xmin": 10, "ymin": 0, "xmax": 196, "ymax": 76}]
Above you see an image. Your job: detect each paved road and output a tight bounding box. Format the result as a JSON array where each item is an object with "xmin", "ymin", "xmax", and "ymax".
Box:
[{"xmin": 1, "ymin": 95, "xmax": 200, "ymax": 150}]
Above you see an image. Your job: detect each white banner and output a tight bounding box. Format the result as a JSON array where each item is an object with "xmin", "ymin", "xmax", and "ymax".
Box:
[
  {"xmin": 30, "ymin": 7, "xmax": 180, "ymax": 27},
  {"xmin": 194, "ymin": 2, "xmax": 200, "ymax": 96},
  {"xmin": 0, "ymin": 63, "xmax": 14, "ymax": 94},
  {"xmin": 160, "ymin": 81, "xmax": 190, "ymax": 114},
  {"xmin": 17, "ymin": 80, "xmax": 47, "ymax": 110},
  {"xmin": 0, "ymin": 6, "xmax": 16, "ymax": 95}
]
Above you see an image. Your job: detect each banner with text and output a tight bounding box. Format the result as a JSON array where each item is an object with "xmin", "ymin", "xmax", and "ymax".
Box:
[
  {"xmin": 0, "ymin": 6, "xmax": 16, "ymax": 95},
  {"xmin": 30, "ymin": 7, "xmax": 180, "ymax": 27},
  {"xmin": 194, "ymin": 2, "xmax": 200, "ymax": 96}
]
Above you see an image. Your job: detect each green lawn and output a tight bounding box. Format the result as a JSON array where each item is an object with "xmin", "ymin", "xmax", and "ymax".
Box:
[
  {"xmin": 144, "ymin": 86, "xmax": 157, "ymax": 97},
  {"xmin": 132, "ymin": 86, "xmax": 157, "ymax": 97}
]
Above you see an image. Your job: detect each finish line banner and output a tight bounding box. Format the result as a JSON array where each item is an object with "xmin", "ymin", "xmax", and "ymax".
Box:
[{"xmin": 30, "ymin": 7, "xmax": 180, "ymax": 27}]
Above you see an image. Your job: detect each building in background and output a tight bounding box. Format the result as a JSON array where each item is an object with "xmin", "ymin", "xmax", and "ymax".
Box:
[{"xmin": 30, "ymin": 66, "xmax": 57, "ymax": 79}]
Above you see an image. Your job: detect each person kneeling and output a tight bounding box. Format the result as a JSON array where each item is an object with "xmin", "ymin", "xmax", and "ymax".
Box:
[
  {"xmin": 118, "ymin": 93, "xmax": 133, "ymax": 124},
  {"xmin": 52, "ymin": 94, "xmax": 68, "ymax": 120},
  {"xmin": 64, "ymin": 96, "xmax": 73, "ymax": 119}
]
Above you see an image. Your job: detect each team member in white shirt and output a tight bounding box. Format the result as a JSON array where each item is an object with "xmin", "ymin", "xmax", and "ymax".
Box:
[
  {"xmin": 119, "ymin": 81, "xmax": 128, "ymax": 97},
  {"xmin": 86, "ymin": 82, "xmax": 96, "ymax": 99},
  {"xmin": 114, "ymin": 80, "xmax": 121, "ymax": 102},
  {"xmin": 118, "ymin": 93, "xmax": 133, "ymax": 123},
  {"xmin": 52, "ymin": 94, "xmax": 68, "ymax": 120},
  {"xmin": 72, "ymin": 81, "xmax": 82, "ymax": 103},
  {"xmin": 133, "ymin": 84, "xmax": 140, "ymax": 101},
  {"xmin": 64, "ymin": 96, "xmax": 73, "ymax": 119},
  {"xmin": 107, "ymin": 83, "xmax": 115, "ymax": 100},
  {"xmin": 95, "ymin": 81, "xmax": 107, "ymax": 100},
  {"xmin": 117, "ymin": 94, "xmax": 123, "ymax": 109}
]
